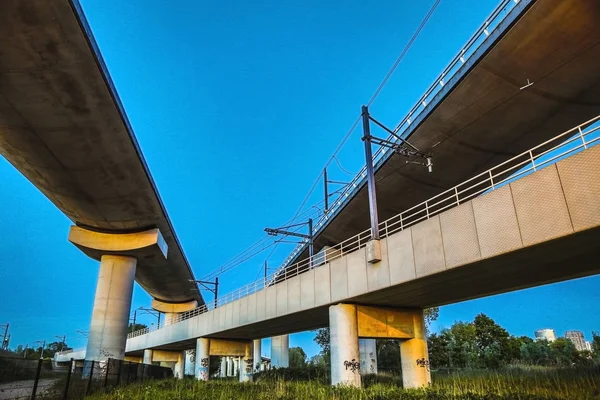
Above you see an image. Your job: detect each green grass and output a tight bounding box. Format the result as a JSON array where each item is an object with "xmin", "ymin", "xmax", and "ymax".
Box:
[{"xmin": 86, "ymin": 367, "xmax": 600, "ymax": 400}]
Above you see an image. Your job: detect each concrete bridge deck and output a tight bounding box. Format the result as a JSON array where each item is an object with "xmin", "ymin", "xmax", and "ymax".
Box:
[
  {"xmin": 287, "ymin": 0, "xmax": 600, "ymax": 269},
  {"xmin": 125, "ymin": 139, "xmax": 600, "ymax": 355},
  {"xmin": 0, "ymin": 0, "xmax": 201, "ymax": 304}
]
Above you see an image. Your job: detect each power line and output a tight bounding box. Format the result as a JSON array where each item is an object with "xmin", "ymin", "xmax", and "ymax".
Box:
[
  {"xmin": 367, "ymin": 0, "xmax": 442, "ymax": 107},
  {"xmin": 200, "ymin": 0, "xmax": 442, "ymax": 282}
]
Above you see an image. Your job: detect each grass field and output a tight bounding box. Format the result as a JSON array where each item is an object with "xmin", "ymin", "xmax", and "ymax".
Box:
[{"xmin": 86, "ymin": 366, "xmax": 600, "ymax": 399}]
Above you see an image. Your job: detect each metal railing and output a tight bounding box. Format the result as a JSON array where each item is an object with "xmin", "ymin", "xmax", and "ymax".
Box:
[
  {"xmin": 127, "ymin": 114, "xmax": 600, "ymax": 339},
  {"xmin": 280, "ymin": 0, "xmax": 527, "ymax": 269}
]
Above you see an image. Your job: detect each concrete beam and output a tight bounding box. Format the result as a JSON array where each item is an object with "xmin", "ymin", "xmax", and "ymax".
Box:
[
  {"xmin": 152, "ymin": 299, "xmax": 198, "ymax": 314},
  {"xmin": 68, "ymin": 226, "xmax": 167, "ymax": 261},
  {"xmin": 208, "ymin": 339, "xmax": 251, "ymax": 357},
  {"xmin": 356, "ymin": 305, "xmax": 416, "ymax": 339}
]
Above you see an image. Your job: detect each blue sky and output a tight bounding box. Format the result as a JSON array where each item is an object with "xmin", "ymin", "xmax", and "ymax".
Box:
[{"xmin": 0, "ymin": 0, "xmax": 598, "ymax": 358}]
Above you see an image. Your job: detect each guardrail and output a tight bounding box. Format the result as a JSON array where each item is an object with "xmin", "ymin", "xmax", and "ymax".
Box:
[
  {"xmin": 127, "ymin": 114, "xmax": 600, "ymax": 339},
  {"xmin": 280, "ymin": 0, "xmax": 528, "ymax": 270}
]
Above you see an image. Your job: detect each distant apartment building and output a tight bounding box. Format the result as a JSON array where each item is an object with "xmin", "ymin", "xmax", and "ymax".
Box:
[
  {"xmin": 534, "ymin": 329, "xmax": 556, "ymax": 342},
  {"xmin": 584, "ymin": 341, "xmax": 593, "ymax": 352},
  {"xmin": 565, "ymin": 330, "xmax": 587, "ymax": 351}
]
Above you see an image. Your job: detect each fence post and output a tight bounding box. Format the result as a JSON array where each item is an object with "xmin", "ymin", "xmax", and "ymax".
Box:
[
  {"xmin": 126, "ymin": 361, "xmax": 131, "ymax": 383},
  {"xmin": 30, "ymin": 358, "xmax": 43, "ymax": 400},
  {"xmin": 103, "ymin": 358, "xmax": 110, "ymax": 388},
  {"xmin": 86, "ymin": 360, "xmax": 95, "ymax": 396},
  {"xmin": 116, "ymin": 359, "xmax": 122, "ymax": 386},
  {"xmin": 141, "ymin": 363, "xmax": 146, "ymax": 382},
  {"xmin": 63, "ymin": 358, "xmax": 74, "ymax": 400}
]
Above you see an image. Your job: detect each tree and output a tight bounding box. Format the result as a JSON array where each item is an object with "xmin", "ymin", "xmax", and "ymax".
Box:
[
  {"xmin": 424, "ymin": 307, "xmax": 440, "ymax": 334},
  {"xmin": 591, "ymin": 331, "xmax": 600, "ymax": 360},
  {"xmin": 473, "ymin": 313, "xmax": 511, "ymax": 368},
  {"xmin": 128, "ymin": 323, "xmax": 148, "ymax": 333},
  {"xmin": 289, "ymin": 346, "xmax": 307, "ymax": 368}
]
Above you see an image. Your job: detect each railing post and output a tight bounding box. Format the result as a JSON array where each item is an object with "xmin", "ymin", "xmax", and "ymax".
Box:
[
  {"xmin": 454, "ymin": 187, "xmax": 460, "ymax": 205},
  {"xmin": 529, "ymin": 150, "xmax": 536, "ymax": 171},
  {"xmin": 488, "ymin": 170, "xmax": 495, "ymax": 190},
  {"xmin": 425, "ymin": 201, "xmax": 430, "ymax": 218},
  {"xmin": 579, "ymin": 126, "xmax": 588, "ymax": 149},
  {"xmin": 86, "ymin": 360, "xmax": 95, "ymax": 395},
  {"xmin": 31, "ymin": 358, "xmax": 43, "ymax": 400},
  {"xmin": 103, "ymin": 359, "xmax": 110, "ymax": 388},
  {"xmin": 63, "ymin": 358, "xmax": 73, "ymax": 400}
]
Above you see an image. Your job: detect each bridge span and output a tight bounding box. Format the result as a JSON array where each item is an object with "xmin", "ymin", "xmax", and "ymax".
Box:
[
  {"xmin": 2, "ymin": 0, "xmax": 600, "ymax": 389},
  {"xmin": 125, "ymin": 123, "xmax": 600, "ymax": 387}
]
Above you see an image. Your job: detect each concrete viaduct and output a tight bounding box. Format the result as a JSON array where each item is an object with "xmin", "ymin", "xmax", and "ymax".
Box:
[{"xmin": 3, "ymin": 0, "xmax": 600, "ymax": 389}]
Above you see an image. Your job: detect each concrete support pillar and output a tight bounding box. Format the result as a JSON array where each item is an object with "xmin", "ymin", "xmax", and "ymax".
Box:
[
  {"xmin": 239, "ymin": 342, "xmax": 253, "ymax": 382},
  {"xmin": 86, "ymin": 255, "xmax": 136, "ymax": 362},
  {"xmin": 359, "ymin": 339, "xmax": 378, "ymax": 375},
  {"xmin": 399, "ymin": 310, "xmax": 431, "ymax": 388},
  {"xmin": 234, "ymin": 357, "xmax": 239, "ymax": 376},
  {"xmin": 220, "ymin": 357, "xmax": 227, "ymax": 377},
  {"xmin": 330, "ymin": 303, "xmax": 360, "ymax": 387},
  {"xmin": 143, "ymin": 349, "xmax": 154, "ymax": 365},
  {"xmin": 227, "ymin": 357, "xmax": 233, "ymax": 376},
  {"xmin": 174, "ymin": 352, "xmax": 185, "ymax": 379},
  {"xmin": 164, "ymin": 312, "xmax": 179, "ymax": 326},
  {"xmin": 195, "ymin": 338, "xmax": 210, "ymax": 381},
  {"xmin": 253, "ymin": 339, "xmax": 261, "ymax": 372},
  {"xmin": 270, "ymin": 335, "xmax": 289, "ymax": 368}
]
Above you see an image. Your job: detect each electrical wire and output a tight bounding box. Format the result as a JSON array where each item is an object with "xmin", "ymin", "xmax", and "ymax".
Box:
[
  {"xmin": 367, "ymin": 0, "xmax": 442, "ymax": 107},
  {"xmin": 201, "ymin": 0, "xmax": 442, "ymax": 281}
]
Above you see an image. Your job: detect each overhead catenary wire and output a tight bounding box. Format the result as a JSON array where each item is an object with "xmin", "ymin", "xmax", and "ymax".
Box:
[{"xmin": 201, "ymin": 0, "xmax": 443, "ymax": 281}]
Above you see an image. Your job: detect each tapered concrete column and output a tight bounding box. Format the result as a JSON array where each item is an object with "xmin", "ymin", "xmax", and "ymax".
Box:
[
  {"xmin": 359, "ymin": 339, "xmax": 378, "ymax": 375},
  {"xmin": 227, "ymin": 357, "xmax": 233, "ymax": 376},
  {"xmin": 143, "ymin": 349, "xmax": 154, "ymax": 365},
  {"xmin": 239, "ymin": 342, "xmax": 253, "ymax": 382},
  {"xmin": 220, "ymin": 357, "xmax": 227, "ymax": 377},
  {"xmin": 68, "ymin": 226, "xmax": 169, "ymax": 367},
  {"xmin": 174, "ymin": 352, "xmax": 185, "ymax": 379},
  {"xmin": 164, "ymin": 313, "xmax": 178, "ymax": 326},
  {"xmin": 253, "ymin": 339, "xmax": 261, "ymax": 372},
  {"xmin": 195, "ymin": 338, "xmax": 210, "ymax": 381},
  {"xmin": 86, "ymin": 255, "xmax": 136, "ymax": 362},
  {"xmin": 330, "ymin": 303, "xmax": 360, "ymax": 387},
  {"xmin": 399, "ymin": 310, "xmax": 431, "ymax": 388},
  {"xmin": 270, "ymin": 335, "xmax": 289, "ymax": 367}
]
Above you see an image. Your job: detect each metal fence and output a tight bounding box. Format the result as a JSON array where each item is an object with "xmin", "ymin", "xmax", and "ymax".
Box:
[
  {"xmin": 0, "ymin": 355, "xmax": 171, "ymax": 400},
  {"xmin": 127, "ymin": 114, "xmax": 600, "ymax": 340}
]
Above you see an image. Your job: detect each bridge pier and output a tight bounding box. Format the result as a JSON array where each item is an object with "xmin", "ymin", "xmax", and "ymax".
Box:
[
  {"xmin": 68, "ymin": 226, "xmax": 169, "ymax": 367},
  {"xmin": 329, "ymin": 303, "xmax": 430, "ymax": 388},
  {"xmin": 359, "ymin": 339, "xmax": 378, "ymax": 375},
  {"xmin": 253, "ymin": 339, "xmax": 262, "ymax": 372},
  {"xmin": 85, "ymin": 254, "xmax": 137, "ymax": 363},
  {"xmin": 330, "ymin": 304, "xmax": 361, "ymax": 387},
  {"xmin": 143, "ymin": 349, "xmax": 154, "ymax": 365},
  {"xmin": 400, "ymin": 310, "xmax": 430, "ymax": 388},
  {"xmin": 195, "ymin": 338, "xmax": 210, "ymax": 381},
  {"xmin": 239, "ymin": 342, "xmax": 253, "ymax": 382},
  {"xmin": 270, "ymin": 335, "xmax": 289, "ymax": 367}
]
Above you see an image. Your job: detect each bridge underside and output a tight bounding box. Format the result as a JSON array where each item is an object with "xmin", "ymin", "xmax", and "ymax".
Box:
[
  {"xmin": 0, "ymin": 1, "xmax": 201, "ymax": 303},
  {"xmin": 296, "ymin": 0, "xmax": 600, "ymax": 262}
]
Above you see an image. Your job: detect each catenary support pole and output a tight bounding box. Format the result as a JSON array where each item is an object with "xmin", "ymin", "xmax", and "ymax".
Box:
[{"xmin": 361, "ymin": 105, "xmax": 380, "ymax": 240}]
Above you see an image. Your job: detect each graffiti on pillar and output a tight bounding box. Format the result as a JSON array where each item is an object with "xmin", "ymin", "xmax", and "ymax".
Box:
[
  {"xmin": 343, "ymin": 359, "xmax": 360, "ymax": 373},
  {"xmin": 199, "ymin": 370, "xmax": 208, "ymax": 381},
  {"xmin": 369, "ymin": 352, "xmax": 376, "ymax": 373},
  {"xmin": 200, "ymin": 357, "xmax": 209, "ymax": 368},
  {"xmin": 244, "ymin": 358, "xmax": 254, "ymax": 374},
  {"xmin": 416, "ymin": 358, "xmax": 430, "ymax": 371}
]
